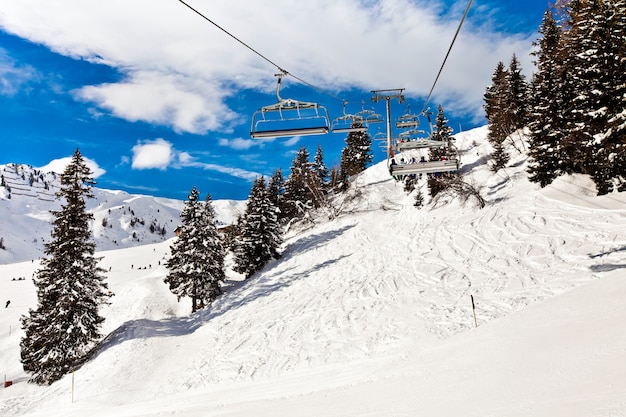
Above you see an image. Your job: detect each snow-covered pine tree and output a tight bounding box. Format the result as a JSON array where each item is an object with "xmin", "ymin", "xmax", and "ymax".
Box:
[
  {"xmin": 268, "ymin": 168, "xmax": 287, "ymax": 224},
  {"xmin": 312, "ymin": 144, "xmax": 330, "ymax": 192},
  {"xmin": 428, "ymin": 105, "xmax": 457, "ymax": 195},
  {"xmin": 505, "ymin": 54, "xmax": 530, "ymax": 132},
  {"xmin": 283, "ymin": 146, "xmax": 320, "ymax": 219},
  {"xmin": 528, "ymin": 9, "xmax": 568, "ymax": 187},
  {"xmin": 339, "ymin": 120, "xmax": 373, "ymax": 177},
  {"xmin": 196, "ymin": 192, "xmax": 226, "ymax": 307},
  {"xmin": 610, "ymin": 0, "xmax": 626, "ymax": 191},
  {"xmin": 20, "ymin": 148, "xmax": 108, "ymax": 385},
  {"xmin": 165, "ymin": 187, "xmax": 226, "ymax": 313},
  {"xmin": 429, "ymin": 104, "xmax": 454, "ymax": 162},
  {"xmin": 561, "ymin": 0, "xmax": 626, "ymax": 193},
  {"xmin": 483, "ymin": 61, "xmax": 511, "ymax": 170},
  {"xmin": 490, "ymin": 140, "xmax": 510, "ymax": 172},
  {"xmin": 233, "ymin": 177, "xmax": 282, "ymax": 279}
]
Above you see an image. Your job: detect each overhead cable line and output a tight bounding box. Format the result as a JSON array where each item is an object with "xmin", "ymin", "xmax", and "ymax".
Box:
[
  {"xmin": 177, "ymin": 0, "xmax": 343, "ymax": 102},
  {"xmin": 421, "ymin": 0, "xmax": 474, "ymax": 114}
]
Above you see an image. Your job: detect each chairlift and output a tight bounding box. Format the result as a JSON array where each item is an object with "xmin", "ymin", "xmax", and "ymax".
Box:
[
  {"xmin": 389, "ymin": 158, "xmax": 460, "ymax": 179},
  {"xmin": 250, "ymin": 74, "xmax": 330, "ymax": 139},
  {"xmin": 331, "ymin": 101, "xmax": 368, "ymax": 134},
  {"xmin": 396, "ymin": 139, "xmax": 447, "ymax": 151},
  {"xmin": 395, "ymin": 105, "xmax": 420, "ymax": 129},
  {"xmin": 388, "ymin": 142, "xmax": 461, "ymax": 179},
  {"xmin": 355, "ymin": 102, "xmax": 384, "ymax": 124},
  {"xmin": 372, "ymin": 128, "xmax": 386, "ymax": 141},
  {"xmin": 396, "ymin": 129, "xmax": 446, "ymax": 151}
]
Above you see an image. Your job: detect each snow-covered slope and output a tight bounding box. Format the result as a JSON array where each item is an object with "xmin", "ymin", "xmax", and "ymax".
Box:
[
  {"xmin": 0, "ymin": 164, "xmax": 246, "ymax": 264},
  {"xmin": 1, "ymin": 126, "xmax": 625, "ymax": 416}
]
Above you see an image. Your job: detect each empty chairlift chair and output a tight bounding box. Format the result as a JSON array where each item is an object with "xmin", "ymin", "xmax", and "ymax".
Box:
[
  {"xmin": 331, "ymin": 101, "xmax": 369, "ymax": 134},
  {"xmin": 250, "ymin": 75, "xmax": 330, "ymax": 139}
]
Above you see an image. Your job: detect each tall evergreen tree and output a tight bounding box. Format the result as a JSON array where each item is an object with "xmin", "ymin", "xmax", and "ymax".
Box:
[
  {"xmin": 165, "ymin": 187, "xmax": 226, "ymax": 313},
  {"xmin": 490, "ymin": 141, "xmax": 511, "ymax": 172},
  {"xmin": 505, "ymin": 54, "xmax": 530, "ymax": 131},
  {"xmin": 428, "ymin": 105, "xmax": 458, "ymax": 195},
  {"xmin": 484, "ymin": 61, "xmax": 508, "ymax": 136},
  {"xmin": 196, "ymin": 192, "xmax": 226, "ymax": 306},
  {"xmin": 283, "ymin": 146, "xmax": 321, "ymax": 219},
  {"xmin": 339, "ymin": 121, "xmax": 373, "ymax": 178},
  {"xmin": 561, "ymin": 0, "xmax": 626, "ymax": 193},
  {"xmin": 528, "ymin": 9, "xmax": 568, "ymax": 187},
  {"xmin": 233, "ymin": 177, "xmax": 282, "ymax": 279},
  {"xmin": 484, "ymin": 55, "xmax": 530, "ymax": 170},
  {"xmin": 312, "ymin": 144, "xmax": 330, "ymax": 192},
  {"xmin": 429, "ymin": 104, "xmax": 454, "ymax": 162},
  {"xmin": 267, "ymin": 168, "xmax": 287, "ymax": 224},
  {"xmin": 20, "ymin": 148, "xmax": 108, "ymax": 385},
  {"xmin": 483, "ymin": 61, "xmax": 511, "ymax": 170}
]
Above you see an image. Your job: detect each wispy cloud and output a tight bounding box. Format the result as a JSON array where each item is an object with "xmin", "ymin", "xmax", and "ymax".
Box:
[
  {"xmin": 218, "ymin": 137, "xmax": 266, "ymax": 151},
  {"xmin": 0, "ymin": 47, "xmax": 36, "ymax": 96},
  {"xmin": 130, "ymin": 138, "xmax": 261, "ymax": 181},
  {"xmin": 181, "ymin": 160, "xmax": 261, "ymax": 181}
]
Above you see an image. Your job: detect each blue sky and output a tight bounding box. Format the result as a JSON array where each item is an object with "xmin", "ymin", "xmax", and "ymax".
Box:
[{"xmin": 0, "ymin": 0, "xmax": 551, "ymax": 201}]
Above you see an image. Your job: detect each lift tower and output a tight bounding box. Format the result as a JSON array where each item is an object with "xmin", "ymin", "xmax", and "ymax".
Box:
[{"xmin": 371, "ymin": 89, "xmax": 405, "ymax": 160}]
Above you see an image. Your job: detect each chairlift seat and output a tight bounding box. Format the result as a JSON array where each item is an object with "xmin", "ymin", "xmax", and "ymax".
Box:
[
  {"xmin": 251, "ymin": 126, "xmax": 329, "ymax": 138},
  {"xmin": 396, "ymin": 119, "xmax": 420, "ymax": 129},
  {"xmin": 389, "ymin": 159, "xmax": 460, "ymax": 177}
]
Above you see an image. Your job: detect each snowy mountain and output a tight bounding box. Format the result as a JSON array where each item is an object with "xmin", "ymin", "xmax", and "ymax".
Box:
[
  {"xmin": 0, "ymin": 163, "xmax": 246, "ymax": 264},
  {"xmin": 1, "ymin": 126, "xmax": 625, "ymax": 416}
]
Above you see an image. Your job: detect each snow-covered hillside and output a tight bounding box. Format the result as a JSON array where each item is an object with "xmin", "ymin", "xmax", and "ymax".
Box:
[
  {"xmin": 1, "ymin": 126, "xmax": 625, "ymax": 416},
  {"xmin": 0, "ymin": 163, "xmax": 246, "ymax": 264}
]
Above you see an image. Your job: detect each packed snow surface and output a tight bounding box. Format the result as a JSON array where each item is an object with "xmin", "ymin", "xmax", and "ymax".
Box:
[{"xmin": 1, "ymin": 126, "xmax": 625, "ymax": 416}]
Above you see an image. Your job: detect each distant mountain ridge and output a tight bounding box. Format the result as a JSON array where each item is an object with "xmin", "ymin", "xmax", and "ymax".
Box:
[{"xmin": 0, "ymin": 163, "xmax": 246, "ymax": 264}]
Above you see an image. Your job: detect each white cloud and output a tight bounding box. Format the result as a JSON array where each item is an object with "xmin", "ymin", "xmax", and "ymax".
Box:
[
  {"xmin": 177, "ymin": 152, "xmax": 193, "ymax": 164},
  {"xmin": 282, "ymin": 137, "xmax": 301, "ymax": 148},
  {"xmin": 131, "ymin": 138, "xmax": 173, "ymax": 170},
  {"xmin": 0, "ymin": 47, "xmax": 36, "ymax": 96},
  {"xmin": 192, "ymin": 163, "xmax": 261, "ymax": 182},
  {"xmin": 0, "ymin": 0, "xmax": 537, "ymax": 129},
  {"xmin": 75, "ymin": 71, "xmax": 239, "ymax": 134},
  {"xmin": 38, "ymin": 156, "xmax": 106, "ymax": 178},
  {"xmin": 218, "ymin": 137, "xmax": 264, "ymax": 151}
]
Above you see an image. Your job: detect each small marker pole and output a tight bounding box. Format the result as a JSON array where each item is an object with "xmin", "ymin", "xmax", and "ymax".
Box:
[
  {"xmin": 71, "ymin": 368, "xmax": 75, "ymax": 403},
  {"xmin": 470, "ymin": 294, "xmax": 478, "ymax": 328}
]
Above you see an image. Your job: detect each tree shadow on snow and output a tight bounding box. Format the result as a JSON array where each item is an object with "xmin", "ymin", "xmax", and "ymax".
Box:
[
  {"xmin": 282, "ymin": 224, "xmax": 356, "ymax": 258},
  {"xmin": 590, "ymin": 263, "xmax": 626, "ymax": 272},
  {"xmin": 83, "ymin": 228, "xmax": 355, "ymax": 365}
]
